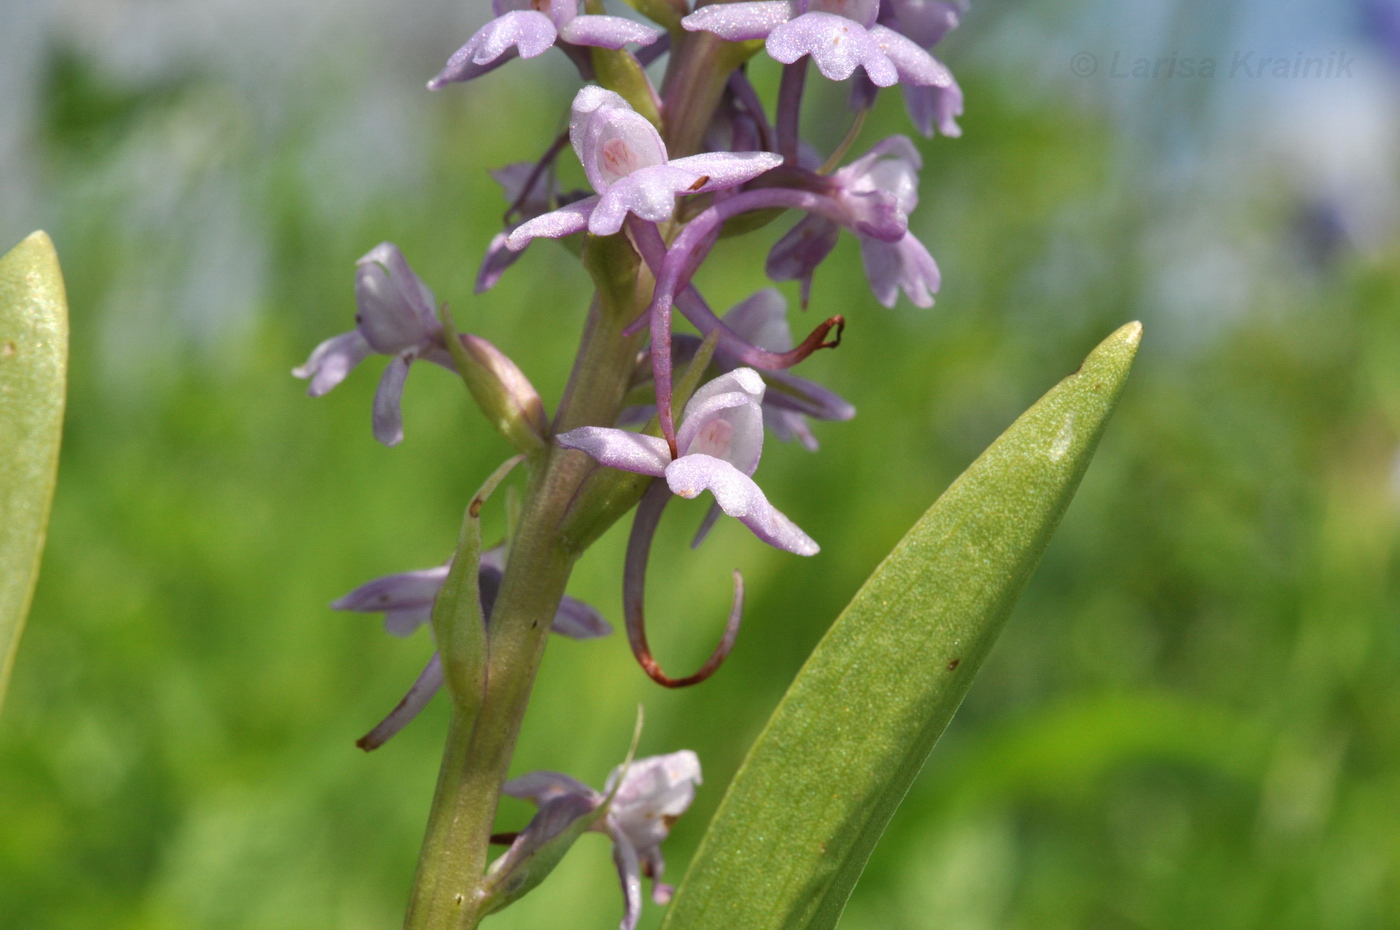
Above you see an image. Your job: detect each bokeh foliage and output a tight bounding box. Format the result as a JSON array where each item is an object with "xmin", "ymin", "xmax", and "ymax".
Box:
[{"xmin": 3, "ymin": 15, "xmax": 1400, "ymax": 930}]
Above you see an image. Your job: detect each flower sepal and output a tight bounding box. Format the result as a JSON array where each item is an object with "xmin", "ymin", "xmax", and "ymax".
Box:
[
  {"xmin": 479, "ymin": 713, "xmax": 647, "ymax": 919},
  {"xmin": 479, "ymin": 791, "xmax": 610, "ymax": 917}
]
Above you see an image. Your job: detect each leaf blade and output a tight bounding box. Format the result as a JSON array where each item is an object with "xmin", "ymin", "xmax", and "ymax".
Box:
[
  {"xmin": 0, "ymin": 231, "xmax": 69, "ymax": 715},
  {"xmin": 662, "ymin": 322, "xmax": 1142, "ymax": 930}
]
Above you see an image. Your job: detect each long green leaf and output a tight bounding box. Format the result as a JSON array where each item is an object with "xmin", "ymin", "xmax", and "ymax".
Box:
[
  {"xmin": 663, "ymin": 322, "xmax": 1142, "ymax": 930},
  {"xmin": 0, "ymin": 232, "xmax": 69, "ymax": 715}
]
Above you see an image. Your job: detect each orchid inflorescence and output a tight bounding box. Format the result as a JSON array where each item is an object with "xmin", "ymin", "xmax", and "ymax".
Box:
[{"xmin": 295, "ymin": 1, "xmax": 966, "ymax": 925}]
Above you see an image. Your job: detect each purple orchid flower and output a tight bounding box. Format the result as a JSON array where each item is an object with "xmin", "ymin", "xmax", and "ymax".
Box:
[
  {"xmin": 294, "ymin": 242, "xmax": 543, "ymax": 447},
  {"xmin": 850, "ymin": 0, "xmax": 965, "ymax": 137},
  {"xmin": 428, "ymin": 0, "xmax": 663, "ymax": 89},
  {"xmin": 767, "ymin": 136, "xmax": 940, "ymax": 307},
  {"xmin": 499, "ymin": 750, "xmax": 701, "ymax": 930},
  {"xmin": 560, "ymin": 370, "xmax": 817, "ymax": 688},
  {"xmin": 293, "ymin": 243, "xmax": 455, "ymax": 447},
  {"xmin": 557, "ymin": 368, "xmax": 819, "ymax": 555},
  {"xmin": 506, "ymin": 87, "xmax": 784, "ymax": 246},
  {"xmin": 333, "ymin": 546, "xmax": 611, "ymax": 750},
  {"xmin": 681, "ymin": 0, "xmax": 953, "ymax": 87}
]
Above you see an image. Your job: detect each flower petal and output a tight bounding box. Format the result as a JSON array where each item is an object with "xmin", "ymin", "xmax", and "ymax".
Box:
[
  {"xmin": 472, "ymin": 10, "xmax": 559, "ymax": 63},
  {"xmin": 506, "ymin": 196, "xmax": 598, "ymax": 250},
  {"xmin": 885, "ymin": 0, "xmax": 965, "ymax": 49},
  {"xmin": 590, "ymin": 167, "xmax": 693, "ymax": 233},
  {"xmin": 331, "ymin": 564, "xmax": 450, "ymax": 614},
  {"xmin": 503, "ymin": 770, "xmax": 599, "ymax": 805},
  {"xmin": 690, "ymin": 500, "xmax": 724, "ymax": 548},
  {"xmin": 665, "ymin": 151, "xmax": 785, "ymax": 191},
  {"xmin": 664, "ymin": 454, "xmax": 818, "ymax": 555},
  {"xmin": 373, "ymin": 354, "xmax": 413, "ymax": 447},
  {"xmin": 558, "ymin": 14, "xmax": 664, "ymax": 49},
  {"xmin": 676, "ymin": 390, "xmax": 765, "ymax": 476},
  {"xmin": 607, "ymin": 749, "xmax": 702, "ymax": 820},
  {"xmin": 759, "ymin": 368, "xmax": 857, "ymax": 421},
  {"xmin": 868, "ymin": 24, "xmax": 953, "ymax": 87},
  {"xmin": 427, "ymin": 46, "xmax": 518, "ymax": 88},
  {"xmin": 293, "ymin": 330, "xmax": 371, "ymax": 397},
  {"xmin": 612, "ymin": 831, "xmax": 645, "ymax": 930},
  {"xmin": 570, "ymin": 86, "xmax": 635, "ymax": 156},
  {"xmin": 764, "ymin": 406, "xmax": 819, "ymax": 450},
  {"xmin": 901, "ymin": 75, "xmax": 963, "ymax": 138},
  {"xmin": 556, "ymin": 426, "xmax": 672, "ymax": 476},
  {"xmin": 580, "ymin": 108, "xmax": 669, "ymax": 193},
  {"xmin": 552, "ymin": 595, "xmax": 614, "ymax": 639},
  {"xmin": 858, "ymin": 230, "xmax": 940, "ymax": 307},
  {"xmin": 476, "ymin": 230, "xmax": 523, "ymax": 293},
  {"xmin": 384, "ymin": 607, "xmax": 433, "ymax": 638},
  {"xmin": 767, "ymin": 12, "xmax": 897, "ymax": 85},
  {"xmin": 356, "ymin": 653, "xmax": 444, "ymax": 750},
  {"xmin": 765, "ymin": 214, "xmax": 840, "ymax": 296},
  {"xmin": 682, "ymin": 0, "xmax": 794, "ymax": 41},
  {"xmin": 355, "ymin": 243, "xmax": 439, "ymax": 354},
  {"xmin": 721, "ymin": 288, "xmax": 793, "ymax": 350}
]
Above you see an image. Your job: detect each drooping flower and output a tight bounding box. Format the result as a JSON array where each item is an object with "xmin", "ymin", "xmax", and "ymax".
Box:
[
  {"xmin": 499, "ymin": 751, "xmax": 701, "ymax": 930},
  {"xmin": 767, "ymin": 136, "xmax": 940, "ymax": 307},
  {"xmin": 557, "ymin": 368, "xmax": 819, "ymax": 555},
  {"xmin": 294, "ymin": 242, "xmax": 547, "ymax": 448},
  {"xmin": 294, "ymin": 243, "xmax": 454, "ymax": 446},
  {"xmin": 682, "ymin": 0, "xmax": 954, "ymax": 88},
  {"xmin": 428, "ymin": 0, "xmax": 663, "ymax": 89},
  {"xmin": 333, "ymin": 546, "xmax": 611, "ymax": 749},
  {"xmin": 507, "ymin": 87, "xmax": 784, "ymax": 247},
  {"xmin": 850, "ymin": 0, "xmax": 965, "ymax": 137}
]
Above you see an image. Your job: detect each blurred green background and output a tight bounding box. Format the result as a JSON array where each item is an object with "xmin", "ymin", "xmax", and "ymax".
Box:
[{"xmin": 5, "ymin": 0, "xmax": 1400, "ymax": 927}]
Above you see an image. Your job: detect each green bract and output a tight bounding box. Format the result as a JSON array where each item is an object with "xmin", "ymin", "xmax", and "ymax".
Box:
[
  {"xmin": 662, "ymin": 322, "xmax": 1142, "ymax": 930},
  {"xmin": 0, "ymin": 232, "xmax": 68, "ymax": 715}
]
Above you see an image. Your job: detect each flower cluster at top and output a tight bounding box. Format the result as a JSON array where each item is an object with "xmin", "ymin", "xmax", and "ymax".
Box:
[{"xmin": 295, "ymin": 1, "xmax": 966, "ymax": 925}]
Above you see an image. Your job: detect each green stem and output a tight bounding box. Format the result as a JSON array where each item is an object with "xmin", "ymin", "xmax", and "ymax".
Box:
[
  {"xmin": 659, "ymin": 33, "xmax": 757, "ymax": 157},
  {"xmin": 403, "ymin": 235, "xmax": 649, "ymax": 930}
]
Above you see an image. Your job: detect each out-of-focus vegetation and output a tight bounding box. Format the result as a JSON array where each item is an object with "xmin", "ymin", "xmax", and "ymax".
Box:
[{"xmin": 3, "ymin": 2, "xmax": 1400, "ymax": 928}]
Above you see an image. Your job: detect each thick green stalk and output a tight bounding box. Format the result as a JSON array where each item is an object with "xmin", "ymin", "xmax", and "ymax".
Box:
[
  {"xmin": 659, "ymin": 32, "xmax": 757, "ymax": 157},
  {"xmin": 403, "ymin": 235, "xmax": 649, "ymax": 930}
]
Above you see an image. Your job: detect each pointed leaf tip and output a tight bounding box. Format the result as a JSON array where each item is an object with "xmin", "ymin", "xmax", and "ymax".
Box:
[
  {"xmin": 0, "ymin": 231, "xmax": 69, "ymax": 716},
  {"xmin": 661, "ymin": 323, "xmax": 1140, "ymax": 930}
]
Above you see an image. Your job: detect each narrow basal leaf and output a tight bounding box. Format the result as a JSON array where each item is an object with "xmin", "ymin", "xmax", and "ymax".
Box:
[
  {"xmin": 0, "ymin": 232, "xmax": 69, "ymax": 715},
  {"xmin": 662, "ymin": 322, "xmax": 1142, "ymax": 930}
]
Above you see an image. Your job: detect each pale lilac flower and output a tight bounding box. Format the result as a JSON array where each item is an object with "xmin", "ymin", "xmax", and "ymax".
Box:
[
  {"xmin": 682, "ymin": 0, "xmax": 953, "ymax": 87},
  {"xmin": 294, "ymin": 243, "xmax": 455, "ymax": 446},
  {"xmin": 333, "ymin": 546, "xmax": 611, "ymax": 749},
  {"xmin": 767, "ymin": 136, "xmax": 940, "ymax": 307},
  {"xmin": 557, "ymin": 369, "xmax": 819, "ymax": 555},
  {"xmin": 500, "ymin": 751, "xmax": 701, "ymax": 930},
  {"xmin": 507, "ymin": 88, "xmax": 784, "ymax": 246},
  {"xmin": 850, "ymin": 0, "xmax": 965, "ymax": 136},
  {"xmin": 428, "ymin": 0, "xmax": 663, "ymax": 89}
]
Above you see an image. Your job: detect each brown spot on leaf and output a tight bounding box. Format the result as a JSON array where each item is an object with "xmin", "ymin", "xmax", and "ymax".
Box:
[
  {"xmin": 947, "ymin": 658, "xmax": 961, "ymax": 671},
  {"xmin": 1, "ymin": 341, "xmax": 15, "ymax": 358}
]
